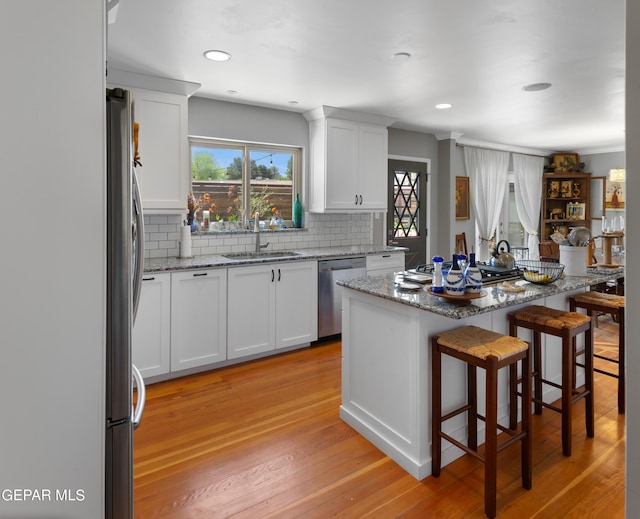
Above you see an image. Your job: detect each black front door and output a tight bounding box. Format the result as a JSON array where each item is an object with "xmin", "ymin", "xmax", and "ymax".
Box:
[{"xmin": 387, "ymin": 159, "xmax": 428, "ymax": 269}]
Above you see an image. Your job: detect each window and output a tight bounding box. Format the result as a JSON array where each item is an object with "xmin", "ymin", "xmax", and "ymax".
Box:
[{"xmin": 189, "ymin": 138, "xmax": 301, "ymax": 228}]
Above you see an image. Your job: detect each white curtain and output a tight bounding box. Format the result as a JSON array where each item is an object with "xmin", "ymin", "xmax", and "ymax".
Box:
[
  {"xmin": 512, "ymin": 153, "xmax": 544, "ymax": 260},
  {"xmin": 463, "ymin": 147, "xmax": 510, "ymax": 262}
]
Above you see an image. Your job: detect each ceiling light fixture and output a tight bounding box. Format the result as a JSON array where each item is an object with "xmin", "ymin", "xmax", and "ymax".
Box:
[
  {"xmin": 288, "ymin": 100, "xmax": 299, "ymax": 105},
  {"xmin": 391, "ymin": 52, "xmax": 411, "ymax": 61},
  {"xmin": 204, "ymin": 49, "xmax": 231, "ymax": 62},
  {"xmin": 435, "ymin": 103, "xmax": 452, "ymax": 109},
  {"xmin": 522, "ymin": 82, "xmax": 551, "ymax": 92},
  {"xmin": 226, "ymin": 90, "xmax": 238, "ymax": 95}
]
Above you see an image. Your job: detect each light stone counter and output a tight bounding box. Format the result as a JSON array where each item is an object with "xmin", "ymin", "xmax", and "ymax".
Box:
[
  {"xmin": 336, "ymin": 268, "xmax": 624, "ymax": 319},
  {"xmin": 143, "ymin": 245, "xmax": 406, "ymax": 272}
]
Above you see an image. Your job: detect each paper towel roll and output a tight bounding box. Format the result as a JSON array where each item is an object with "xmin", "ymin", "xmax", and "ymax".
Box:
[{"xmin": 180, "ymin": 225, "xmax": 192, "ymax": 258}]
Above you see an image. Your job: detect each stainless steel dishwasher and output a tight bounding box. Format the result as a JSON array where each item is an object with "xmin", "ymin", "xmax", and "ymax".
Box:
[{"xmin": 318, "ymin": 257, "xmax": 367, "ymax": 339}]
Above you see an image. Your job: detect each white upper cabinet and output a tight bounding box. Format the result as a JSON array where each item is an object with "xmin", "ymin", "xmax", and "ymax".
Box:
[
  {"xmin": 107, "ymin": 70, "xmax": 200, "ymax": 214},
  {"xmin": 305, "ymin": 106, "xmax": 394, "ymax": 213},
  {"xmin": 132, "ymin": 88, "xmax": 189, "ymax": 213}
]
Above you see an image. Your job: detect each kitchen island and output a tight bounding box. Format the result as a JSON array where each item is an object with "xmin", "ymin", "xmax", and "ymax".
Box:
[{"xmin": 337, "ymin": 268, "xmax": 624, "ymax": 480}]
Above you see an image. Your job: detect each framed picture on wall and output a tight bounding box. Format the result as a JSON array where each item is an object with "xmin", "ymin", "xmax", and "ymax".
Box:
[
  {"xmin": 455, "ymin": 176, "xmax": 470, "ymax": 220},
  {"xmin": 552, "ymin": 153, "xmax": 579, "ymax": 173},
  {"xmin": 606, "ymin": 169, "xmax": 625, "ymax": 210}
]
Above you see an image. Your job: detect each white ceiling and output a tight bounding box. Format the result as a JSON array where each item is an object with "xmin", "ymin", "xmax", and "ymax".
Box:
[{"xmin": 107, "ymin": 0, "xmax": 625, "ymax": 155}]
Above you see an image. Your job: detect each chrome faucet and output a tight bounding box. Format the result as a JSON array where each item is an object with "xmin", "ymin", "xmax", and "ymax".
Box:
[{"xmin": 254, "ymin": 212, "xmax": 269, "ymax": 253}]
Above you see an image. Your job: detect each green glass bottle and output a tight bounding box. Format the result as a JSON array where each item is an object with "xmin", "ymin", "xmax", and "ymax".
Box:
[{"xmin": 293, "ymin": 193, "xmax": 303, "ymax": 228}]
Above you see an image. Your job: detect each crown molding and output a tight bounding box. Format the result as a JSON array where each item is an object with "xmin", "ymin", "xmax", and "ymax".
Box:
[
  {"xmin": 455, "ymin": 136, "xmax": 554, "ymax": 157},
  {"xmin": 575, "ymin": 145, "xmax": 625, "ymax": 156},
  {"xmin": 106, "ymin": 69, "xmax": 201, "ymax": 97}
]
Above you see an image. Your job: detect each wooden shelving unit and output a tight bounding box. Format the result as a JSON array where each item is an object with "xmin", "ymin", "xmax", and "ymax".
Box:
[{"xmin": 541, "ymin": 172, "xmax": 591, "ymax": 240}]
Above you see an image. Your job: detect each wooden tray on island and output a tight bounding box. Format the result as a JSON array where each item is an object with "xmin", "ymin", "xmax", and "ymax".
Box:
[{"xmin": 429, "ymin": 288, "xmax": 485, "ymax": 305}]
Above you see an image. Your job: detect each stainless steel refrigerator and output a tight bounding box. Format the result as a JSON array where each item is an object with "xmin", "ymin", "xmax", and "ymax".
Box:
[{"xmin": 105, "ymin": 87, "xmax": 146, "ymax": 519}]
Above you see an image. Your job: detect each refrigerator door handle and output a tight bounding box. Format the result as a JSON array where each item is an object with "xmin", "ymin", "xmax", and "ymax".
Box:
[
  {"xmin": 132, "ymin": 364, "xmax": 146, "ymax": 430},
  {"xmin": 132, "ymin": 167, "xmax": 145, "ymax": 323}
]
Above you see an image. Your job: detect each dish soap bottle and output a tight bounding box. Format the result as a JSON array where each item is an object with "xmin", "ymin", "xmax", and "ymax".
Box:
[
  {"xmin": 293, "ymin": 194, "xmax": 303, "ymax": 228},
  {"xmin": 464, "ymin": 251, "xmax": 482, "ymax": 294},
  {"xmin": 444, "ymin": 254, "xmax": 465, "ymax": 296}
]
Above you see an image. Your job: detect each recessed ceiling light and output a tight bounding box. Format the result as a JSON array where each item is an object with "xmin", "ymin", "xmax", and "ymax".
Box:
[
  {"xmin": 226, "ymin": 89, "xmax": 238, "ymax": 95},
  {"xmin": 204, "ymin": 49, "xmax": 231, "ymax": 62},
  {"xmin": 391, "ymin": 52, "xmax": 411, "ymax": 60},
  {"xmin": 435, "ymin": 103, "xmax": 452, "ymax": 109},
  {"xmin": 522, "ymin": 82, "xmax": 551, "ymax": 92},
  {"xmin": 288, "ymin": 100, "xmax": 299, "ymax": 105}
]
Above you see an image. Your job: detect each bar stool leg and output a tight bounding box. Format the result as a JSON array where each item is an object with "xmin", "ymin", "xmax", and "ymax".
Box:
[
  {"xmin": 521, "ymin": 349, "xmax": 532, "ymax": 489},
  {"xmin": 561, "ymin": 328, "xmax": 573, "ymax": 457},
  {"xmin": 533, "ymin": 331, "xmax": 543, "ymax": 415},
  {"xmin": 431, "ymin": 338, "xmax": 442, "ymax": 477},
  {"xmin": 585, "ymin": 315, "xmax": 595, "ymax": 438},
  {"xmin": 509, "ymin": 362, "xmax": 518, "ymax": 429},
  {"xmin": 468, "ymin": 363, "xmax": 478, "ymax": 451},
  {"xmin": 484, "ymin": 356, "xmax": 498, "ymax": 519},
  {"xmin": 508, "ymin": 317, "xmax": 519, "ymax": 429}
]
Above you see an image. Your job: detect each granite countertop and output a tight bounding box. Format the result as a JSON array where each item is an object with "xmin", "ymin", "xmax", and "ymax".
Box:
[
  {"xmin": 337, "ymin": 267, "xmax": 624, "ymax": 319},
  {"xmin": 144, "ymin": 245, "xmax": 407, "ymax": 273}
]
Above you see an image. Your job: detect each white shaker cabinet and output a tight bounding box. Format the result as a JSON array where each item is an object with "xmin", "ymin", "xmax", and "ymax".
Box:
[
  {"xmin": 227, "ymin": 261, "xmax": 318, "ymax": 360},
  {"xmin": 366, "ymin": 251, "xmax": 406, "ymax": 275},
  {"xmin": 131, "ymin": 88, "xmax": 190, "ymax": 213},
  {"xmin": 133, "ymin": 273, "xmax": 171, "ymax": 378},
  {"xmin": 305, "ymin": 106, "xmax": 393, "ymax": 213},
  {"xmin": 170, "ymin": 269, "xmax": 227, "ymax": 371},
  {"xmin": 275, "ymin": 260, "xmax": 318, "ymax": 349}
]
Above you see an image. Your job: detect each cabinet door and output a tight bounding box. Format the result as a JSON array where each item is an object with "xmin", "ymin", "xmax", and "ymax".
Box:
[
  {"xmin": 227, "ymin": 265, "xmax": 276, "ymax": 359},
  {"xmin": 325, "ymin": 119, "xmax": 359, "ymax": 210},
  {"xmin": 358, "ymin": 124, "xmax": 388, "ymax": 210},
  {"xmin": 275, "ymin": 261, "xmax": 318, "ymax": 349},
  {"xmin": 133, "ymin": 89, "xmax": 189, "ymax": 213},
  {"xmin": 170, "ymin": 269, "xmax": 227, "ymax": 371},
  {"xmin": 132, "ymin": 273, "xmax": 171, "ymax": 378}
]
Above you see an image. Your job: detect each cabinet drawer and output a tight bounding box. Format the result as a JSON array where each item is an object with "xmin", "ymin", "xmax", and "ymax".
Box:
[{"xmin": 366, "ymin": 252, "xmax": 405, "ymax": 274}]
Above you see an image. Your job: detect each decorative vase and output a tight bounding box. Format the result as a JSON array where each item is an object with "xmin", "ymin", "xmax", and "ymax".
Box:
[
  {"xmin": 187, "ymin": 213, "xmax": 197, "ymax": 232},
  {"xmin": 464, "ymin": 252, "xmax": 483, "ymax": 293},
  {"xmin": 293, "ymin": 194, "xmax": 304, "ymax": 228},
  {"xmin": 444, "ymin": 254, "xmax": 466, "ymax": 296}
]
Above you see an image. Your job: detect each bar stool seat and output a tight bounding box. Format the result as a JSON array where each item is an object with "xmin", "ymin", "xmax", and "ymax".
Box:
[
  {"xmin": 508, "ymin": 305, "xmax": 593, "ymax": 457},
  {"xmin": 432, "ymin": 325, "xmax": 532, "ymax": 519},
  {"xmin": 570, "ymin": 291, "xmax": 625, "ymax": 413}
]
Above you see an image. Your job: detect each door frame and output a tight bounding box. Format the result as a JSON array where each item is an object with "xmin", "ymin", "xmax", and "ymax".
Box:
[{"xmin": 386, "ymin": 155, "xmax": 432, "ymax": 262}]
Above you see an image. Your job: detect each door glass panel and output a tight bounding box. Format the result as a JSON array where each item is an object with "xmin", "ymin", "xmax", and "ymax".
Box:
[{"xmin": 393, "ymin": 171, "xmax": 420, "ymax": 238}]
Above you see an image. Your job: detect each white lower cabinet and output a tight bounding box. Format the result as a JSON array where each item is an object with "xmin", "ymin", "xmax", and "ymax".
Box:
[
  {"xmin": 132, "ymin": 273, "xmax": 171, "ymax": 378},
  {"xmin": 366, "ymin": 251, "xmax": 405, "ymax": 275},
  {"xmin": 170, "ymin": 269, "xmax": 227, "ymax": 371},
  {"xmin": 227, "ymin": 261, "xmax": 318, "ymax": 360}
]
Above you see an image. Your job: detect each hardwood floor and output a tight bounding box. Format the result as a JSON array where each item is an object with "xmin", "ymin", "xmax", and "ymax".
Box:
[{"xmin": 134, "ymin": 316, "xmax": 624, "ymax": 518}]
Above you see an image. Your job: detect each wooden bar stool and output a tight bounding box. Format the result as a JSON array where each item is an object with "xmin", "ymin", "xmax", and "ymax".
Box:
[
  {"xmin": 508, "ymin": 305, "xmax": 593, "ymax": 457},
  {"xmin": 432, "ymin": 326, "xmax": 531, "ymax": 519},
  {"xmin": 570, "ymin": 291, "xmax": 625, "ymax": 413}
]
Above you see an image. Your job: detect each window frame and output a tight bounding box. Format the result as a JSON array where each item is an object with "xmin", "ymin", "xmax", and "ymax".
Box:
[{"xmin": 189, "ymin": 137, "xmax": 302, "ymax": 229}]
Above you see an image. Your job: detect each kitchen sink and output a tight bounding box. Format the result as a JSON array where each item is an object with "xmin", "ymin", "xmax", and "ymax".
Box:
[{"xmin": 222, "ymin": 251, "xmax": 302, "ymax": 259}]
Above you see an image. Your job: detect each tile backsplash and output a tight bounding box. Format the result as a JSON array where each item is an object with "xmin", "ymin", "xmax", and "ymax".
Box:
[{"xmin": 143, "ymin": 212, "xmax": 374, "ymax": 259}]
